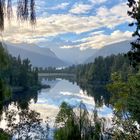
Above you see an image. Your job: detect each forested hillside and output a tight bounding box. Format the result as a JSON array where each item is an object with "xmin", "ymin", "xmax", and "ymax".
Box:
[
  {"xmin": 0, "ymin": 43, "xmax": 40, "ymax": 103},
  {"xmin": 63, "ymin": 54, "xmax": 136, "ymax": 84}
]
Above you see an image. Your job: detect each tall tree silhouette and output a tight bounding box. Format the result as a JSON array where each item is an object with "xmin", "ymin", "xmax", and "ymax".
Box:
[
  {"xmin": 127, "ymin": 0, "xmax": 140, "ymax": 67},
  {"xmin": 0, "ymin": 0, "xmax": 36, "ymax": 31}
]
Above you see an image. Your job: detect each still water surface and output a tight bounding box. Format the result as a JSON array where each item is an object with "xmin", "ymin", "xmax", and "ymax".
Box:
[
  {"xmin": 31, "ymin": 78, "xmax": 112, "ymax": 125},
  {"xmin": 0, "ymin": 77, "xmax": 113, "ymax": 139}
]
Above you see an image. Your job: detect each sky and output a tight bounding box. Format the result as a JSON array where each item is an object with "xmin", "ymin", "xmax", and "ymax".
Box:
[{"xmin": 2, "ymin": 0, "xmax": 134, "ymax": 51}]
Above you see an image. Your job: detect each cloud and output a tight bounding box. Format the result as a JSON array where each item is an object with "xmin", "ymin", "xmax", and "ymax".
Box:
[
  {"xmin": 49, "ymin": 3, "xmax": 69, "ymax": 10},
  {"xmin": 2, "ymin": 1, "xmax": 132, "ymax": 50},
  {"xmin": 70, "ymin": 3, "xmax": 92, "ymax": 14},
  {"xmin": 61, "ymin": 45, "xmax": 74, "ymax": 49},
  {"xmin": 89, "ymin": 0, "xmax": 108, "ymax": 4},
  {"xmin": 89, "ymin": 30, "xmax": 105, "ymax": 35},
  {"xmin": 97, "ymin": 2, "xmax": 128, "ymax": 17},
  {"xmin": 96, "ymin": 2, "xmax": 132, "ymax": 28},
  {"xmin": 61, "ymin": 30, "xmax": 132, "ymax": 50}
]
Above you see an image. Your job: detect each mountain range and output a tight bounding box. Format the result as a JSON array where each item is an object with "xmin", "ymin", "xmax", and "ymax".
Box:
[
  {"xmin": 4, "ymin": 42, "xmax": 68, "ymax": 68},
  {"xmin": 85, "ymin": 40, "xmax": 132, "ymax": 63},
  {"xmin": 4, "ymin": 40, "xmax": 132, "ymax": 67},
  {"xmin": 37, "ymin": 37, "xmax": 97, "ymax": 64},
  {"xmin": 38, "ymin": 38, "xmax": 132, "ymax": 64}
]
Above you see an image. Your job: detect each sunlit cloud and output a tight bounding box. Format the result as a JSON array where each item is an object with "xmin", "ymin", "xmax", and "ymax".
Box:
[
  {"xmin": 61, "ymin": 30, "xmax": 132, "ymax": 50},
  {"xmin": 89, "ymin": 0, "xmax": 108, "ymax": 4},
  {"xmin": 69, "ymin": 3, "xmax": 92, "ymax": 14},
  {"xmin": 2, "ymin": 1, "xmax": 133, "ymax": 50},
  {"xmin": 49, "ymin": 3, "xmax": 69, "ymax": 10}
]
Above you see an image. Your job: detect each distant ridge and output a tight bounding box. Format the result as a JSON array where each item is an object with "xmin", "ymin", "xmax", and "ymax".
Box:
[
  {"xmin": 4, "ymin": 42, "xmax": 68, "ymax": 68},
  {"xmin": 85, "ymin": 40, "xmax": 131, "ymax": 63}
]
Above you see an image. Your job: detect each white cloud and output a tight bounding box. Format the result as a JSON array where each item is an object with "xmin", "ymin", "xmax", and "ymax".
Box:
[
  {"xmin": 89, "ymin": 0, "xmax": 108, "ymax": 4},
  {"xmin": 61, "ymin": 45, "xmax": 74, "ymax": 49},
  {"xmin": 90, "ymin": 30, "xmax": 105, "ymax": 35},
  {"xmin": 49, "ymin": 3, "xmax": 69, "ymax": 10},
  {"xmin": 70, "ymin": 3, "xmax": 92, "ymax": 14},
  {"xmin": 2, "ymin": 2, "xmax": 132, "ymax": 49},
  {"xmin": 96, "ymin": 2, "xmax": 132, "ymax": 29},
  {"xmin": 97, "ymin": 2, "xmax": 129, "ymax": 19},
  {"xmin": 61, "ymin": 30, "xmax": 132, "ymax": 50}
]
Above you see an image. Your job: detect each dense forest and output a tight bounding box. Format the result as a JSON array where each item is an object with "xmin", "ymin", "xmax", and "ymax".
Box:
[
  {"xmin": 0, "ymin": 42, "xmax": 40, "ymax": 103},
  {"xmin": 57, "ymin": 54, "xmax": 135, "ymax": 83}
]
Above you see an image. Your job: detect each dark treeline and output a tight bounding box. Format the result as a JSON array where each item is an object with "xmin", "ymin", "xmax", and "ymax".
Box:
[
  {"xmin": 38, "ymin": 67, "xmax": 57, "ymax": 73},
  {"xmin": 4, "ymin": 55, "xmax": 39, "ymax": 89},
  {"xmin": 1, "ymin": 43, "xmax": 39, "ymax": 89},
  {"xmin": 38, "ymin": 66, "xmax": 74, "ymax": 74},
  {"xmin": 64, "ymin": 54, "xmax": 136, "ymax": 84},
  {"xmin": 38, "ymin": 54, "xmax": 135, "ymax": 84},
  {"xmin": 0, "ymin": 43, "xmax": 40, "ymax": 104}
]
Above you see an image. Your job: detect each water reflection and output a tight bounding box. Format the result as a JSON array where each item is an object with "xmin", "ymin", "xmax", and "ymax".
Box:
[
  {"xmin": 0, "ymin": 77, "xmax": 113, "ymax": 139},
  {"xmin": 78, "ymin": 83, "xmax": 111, "ymax": 108},
  {"xmin": 31, "ymin": 78, "xmax": 112, "ymax": 122}
]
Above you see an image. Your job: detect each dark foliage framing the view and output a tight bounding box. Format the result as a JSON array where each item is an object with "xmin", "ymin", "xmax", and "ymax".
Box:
[
  {"xmin": 0, "ymin": 0, "xmax": 36, "ymax": 31},
  {"xmin": 127, "ymin": 0, "xmax": 140, "ymax": 68}
]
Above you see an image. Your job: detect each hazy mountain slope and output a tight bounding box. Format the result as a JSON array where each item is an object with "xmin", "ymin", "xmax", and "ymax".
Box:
[
  {"xmin": 38, "ymin": 37, "xmax": 97, "ymax": 64},
  {"xmin": 52, "ymin": 47, "xmax": 97, "ymax": 64},
  {"xmin": 4, "ymin": 43, "xmax": 68, "ymax": 67},
  {"xmin": 85, "ymin": 40, "xmax": 131, "ymax": 63}
]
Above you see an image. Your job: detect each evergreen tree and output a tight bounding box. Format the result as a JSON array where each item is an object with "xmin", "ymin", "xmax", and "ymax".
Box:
[{"xmin": 127, "ymin": 0, "xmax": 140, "ymax": 67}]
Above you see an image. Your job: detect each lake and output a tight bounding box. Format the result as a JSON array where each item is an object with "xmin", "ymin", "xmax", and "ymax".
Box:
[{"xmin": 0, "ymin": 77, "xmax": 113, "ymax": 139}]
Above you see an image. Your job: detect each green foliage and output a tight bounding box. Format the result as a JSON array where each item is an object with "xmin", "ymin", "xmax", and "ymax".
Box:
[
  {"xmin": 5, "ymin": 56, "xmax": 39, "ymax": 89},
  {"xmin": 0, "ymin": 43, "xmax": 43, "ymax": 139},
  {"xmin": 65, "ymin": 54, "xmax": 134, "ymax": 84},
  {"xmin": 0, "ymin": 43, "xmax": 39, "ymax": 107},
  {"xmin": 107, "ymin": 72, "xmax": 140, "ymax": 124},
  {"xmin": 0, "ymin": 130, "xmax": 11, "ymax": 140},
  {"xmin": 107, "ymin": 73, "xmax": 129, "ymax": 112},
  {"xmin": 0, "ymin": 43, "xmax": 9, "ymax": 69},
  {"xmin": 0, "ymin": 45, "xmax": 39, "ymax": 90},
  {"xmin": 127, "ymin": 0, "xmax": 140, "ymax": 67},
  {"xmin": 55, "ymin": 102, "xmax": 80, "ymax": 140},
  {"xmin": 62, "ymin": 54, "xmax": 139, "ymax": 139},
  {"xmin": 127, "ymin": 72, "xmax": 140, "ymax": 123},
  {"xmin": 55, "ymin": 102, "xmax": 74, "ymax": 126},
  {"xmin": 0, "ymin": 78, "xmax": 11, "ymax": 105},
  {"xmin": 107, "ymin": 72, "xmax": 140, "ymax": 139},
  {"xmin": 109, "ymin": 106, "xmax": 140, "ymax": 140},
  {"xmin": 4, "ymin": 109, "xmax": 49, "ymax": 140},
  {"xmin": 54, "ymin": 102, "xmax": 104, "ymax": 140}
]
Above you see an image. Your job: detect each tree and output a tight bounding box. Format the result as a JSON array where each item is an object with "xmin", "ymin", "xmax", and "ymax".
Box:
[
  {"xmin": 54, "ymin": 102, "xmax": 105, "ymax": 140},
  {"xmin": 4, "ymin": 109, "xmax": 49, "ymax": 140},
  {"xmin": 127, "ymin": 0, "xmax": 140, "ymax": 67},
  {"xmin": 107, "ymin": 72, "xmax": 140, "ymax": 139},
  {"xmin": 0, "ymin": 43, "xmax": 9, "ymax": 69},
  {"xmin": 0, "ymin": 43, "xmax": 11, "ymax": 107},
  {"xmin": 127, "ymin": 72, "xmax": 140, "ymax": 124},
  {"xmin": 0, "ymin": 0, "xmax": 36, "ymax": 31},
  {"xmin": 107, "ymin": 72, "xmax": 129, "ymax": 113},
  {"xmin": 55, "ymin": 102, "xmax": 80, "ymax": 140}
]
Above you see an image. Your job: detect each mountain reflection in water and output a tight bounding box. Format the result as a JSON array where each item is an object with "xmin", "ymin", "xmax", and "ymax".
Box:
[
  {"xmin": 0, "ymin": 77, "xmax": 113, "ymax": 139},
  {"xmin": 31, "ymin": 78, "xmax": 112, "ymax": 124}
]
